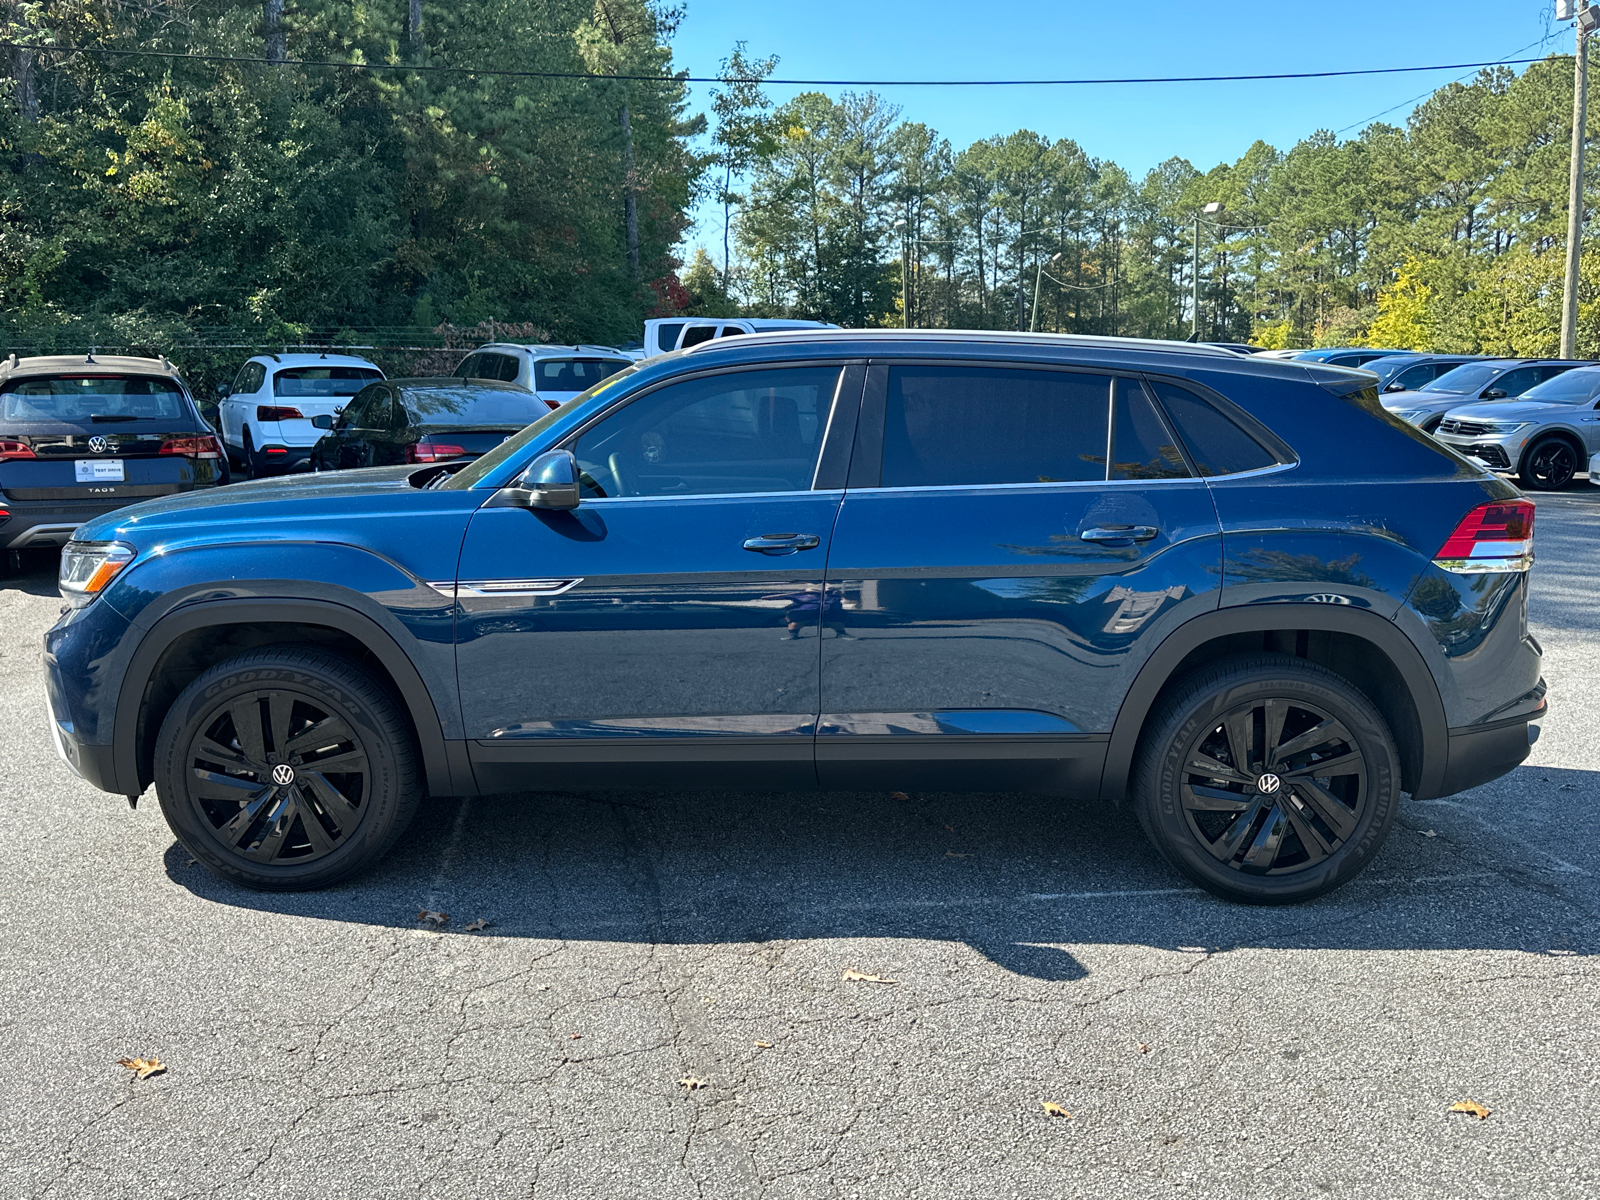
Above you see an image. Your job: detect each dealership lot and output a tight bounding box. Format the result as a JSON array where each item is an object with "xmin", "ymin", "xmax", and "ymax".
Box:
[{"xmin": 1, "ymin": 495, "xmax": 1597, "ymax": 1198}]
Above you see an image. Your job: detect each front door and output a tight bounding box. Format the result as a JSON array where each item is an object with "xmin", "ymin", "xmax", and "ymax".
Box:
[
  {"xmin": 455, "ymin": 362, "xmax": 860, "ymax": 791},
  {"xmin": 817, "ymin": 361, "xmax": 1224, "ymax": 794}
]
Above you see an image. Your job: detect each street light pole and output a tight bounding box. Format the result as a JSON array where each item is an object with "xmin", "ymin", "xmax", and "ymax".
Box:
[
  {"xmin": 1562, "ymin": 1, "xmax": 1596, "ymax": 359},
  {"xmin": 1192, "ymin": 202, "xmax": 1223, "ymax": 342}
]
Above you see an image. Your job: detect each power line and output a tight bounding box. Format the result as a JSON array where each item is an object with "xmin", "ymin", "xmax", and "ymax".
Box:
[
  {"xmin": 1334, "ymin": 35, "xmax": 1557, "ymax": 134},
  {"xmin": 0, "ymin": 41, "xmax": 1566, "ymax": 88}
]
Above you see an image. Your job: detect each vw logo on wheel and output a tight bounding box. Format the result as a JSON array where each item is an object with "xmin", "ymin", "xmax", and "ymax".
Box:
[
  {"xmin": 1256, "ymin": 773, "xmax": 1282, "ymax": 795},
  {"xmin": 88, "ymin": 436, "xmax": 109, "ymax": 454},
  {"xmin": 271, "ymin": 763, "xmax": 296, "ymax": 786}
]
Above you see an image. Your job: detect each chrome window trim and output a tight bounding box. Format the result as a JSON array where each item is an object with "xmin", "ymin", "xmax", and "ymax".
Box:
[{"xmin": 580, "ymin": 488, "xmax": 841, "ymax": 505}]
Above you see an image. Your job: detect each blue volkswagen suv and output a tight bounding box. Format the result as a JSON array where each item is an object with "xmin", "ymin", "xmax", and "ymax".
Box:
[{"xmin": 42, "ymin": 332, "xmax": 1546, "ymax": 903}]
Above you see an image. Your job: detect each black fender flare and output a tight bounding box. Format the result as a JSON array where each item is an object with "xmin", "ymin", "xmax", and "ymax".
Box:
[
  {"xmin": 113, "ymin": 598, "xmax": 469, "ymax": 799},
  {"xmin": 1098, "ymin": 603, "xmax": 1448, "ymax": 801}
]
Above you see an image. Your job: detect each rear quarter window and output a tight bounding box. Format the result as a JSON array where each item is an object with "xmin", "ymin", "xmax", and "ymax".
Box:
[{"xmin": 1146, "ymin": 379, "xmax": 1280, "ymax": 476}]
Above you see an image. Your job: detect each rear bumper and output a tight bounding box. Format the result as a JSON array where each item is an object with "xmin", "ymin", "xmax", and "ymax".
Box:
[
  {"xmin": 252, "ymin": 444, "xmax": 314, "ymax": 474},
  {"xmin": 0, "ymin": 498, "xmax": 128, "ymax": 550},
  {"xmin": 1435, "ymin": 712, "xmax": 1542, "ymax": 797}
]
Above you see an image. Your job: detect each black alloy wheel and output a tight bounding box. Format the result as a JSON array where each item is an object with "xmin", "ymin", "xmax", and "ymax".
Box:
[
  {"xmin": 1521, "ymin": 436, "xmax": 1577, "ymax": 491},
  {"xmin": 154, "ymin": 648, "xmax": 422, "ymax": 890},
  {"xmin": 1132, "ymin": 655, "xmax": 1400, "ymax": 904},
  {"xmin": 1178, "ymin": 697, "xmax": 1365, "ymax": 875}
]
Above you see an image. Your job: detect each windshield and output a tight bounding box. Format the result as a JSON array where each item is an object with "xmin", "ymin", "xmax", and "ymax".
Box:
[
  {"xmin": 274, "ymin": 367, "xmax": 382, "ymax": 397},
  {"xmin": 533, "ymin": 358, "xmax": 629, "ymax": 392},
  {"xmin": 1420, "ymin": 362, "xmax": 1507, "ymax": 393},
  {"xmin": 401, "ymin": 385, "xmax": 551, "ymax": 425},
  {"xmin": 1369, "ymin": 356, "xmax": 1425, "ymax": 384},
  {"xmin": 440, "ymin": 363, "xmax": 642, "ymax": 489},
  {"xmin": 1518, "ymin": 368, "xmax": 1600, "ymax": 404},
  {"xmin": 1, "ymin": 375, "xmax": 188, "ymax": 421}
]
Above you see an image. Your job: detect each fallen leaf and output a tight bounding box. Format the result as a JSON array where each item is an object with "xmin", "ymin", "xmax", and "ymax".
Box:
[
  {"xmin": 1449, "ymin": 1099, "xmax": 1491, "ymax": 1121},
  {"xmin": 569, "ymin": 1033, "xmax": 582, "ymax": 1040},
  {"xmin": 1418, "ymin": 829, "xmax": 1437, "ymax": 838},
  {"xmin": 889, "ymin": 791, "xmax": 909, "ymax": 801},
  {"xmin": 417, "ymin": 910, "xmax": 448, "ymax": 926},
  {"xmin": 1558, "ymin": 783, "xmax": 1576, "ymax": 791},
  {"xmin": 754, "ymin": 1040, "xmax": 773, "ymax": 1049},
  {"xmin": 841, "ymin": 968, "xmax": 899, "ymax": 984},
  {"xmin": 1040, "ymin": 1100, "xmax": 1072, "ymax": 1118},
  {"xmin": 117, "ymin": 1057, "xmax": 166, "ymax": 1081},
  {"xmin": 944, "ymin": 824, "xmax": 955, "ymax": 833},
  {"xmin": 463, "ymin": 918, "xmax": 489, "ymax": 932},
  {"xmin": 679, "ymin": 1075, "xmax": 708, "ymax": 1092},
  {"xmin": 1137, "ymin": 1043, "xmax": 1151, "ymax": 1054},
  {"xmin": 945, "ymin": 851, "xmax": 969, "ymax": 859}
]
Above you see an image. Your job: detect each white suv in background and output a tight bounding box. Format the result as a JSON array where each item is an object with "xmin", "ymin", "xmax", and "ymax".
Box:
[
  {"xmin": 220, "ymin": 353, "xmax": 384, "ymax": 475},
  {"xmin": 455, "ymin": 343, "xmax": 633, "ymax": 409}
]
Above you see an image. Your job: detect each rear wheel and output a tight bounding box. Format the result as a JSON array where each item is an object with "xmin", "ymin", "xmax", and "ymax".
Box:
[
  {"xmin": 154, "ymin": 648, "xmax": 423, "ymax": 890},
  {"xmin": 1131, "ymin": 654, "xmax": 1400, "ymax": 904},
  {"xmin": 1520, "ymin": 436, "xmax": 1577, "ymax": 491},
  {"xmin": 241, "ymin": 426, "xmax": 260, "ymax": 477}
]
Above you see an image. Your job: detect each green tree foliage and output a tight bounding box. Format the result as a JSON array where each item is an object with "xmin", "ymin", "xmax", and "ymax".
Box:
[{"xmin": 0, "ymin": 0, "xmax": 704, "ymax": 348}]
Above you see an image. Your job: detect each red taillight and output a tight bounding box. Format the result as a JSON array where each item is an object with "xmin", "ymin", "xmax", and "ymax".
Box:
[
  {"xmin": 0, "ymin": 440, "xmax": 35, "ymax": 460},
  {"xmin": 256, "ymin": 405, "xmax": 304, "ymax": 422},
  {"xmin": 1434, "ymin": 500, "xmax": 1535, "ymax": 572},
  {"xmin": 407, "ymin": 440, "xmax": 468, "ymax": 463},
  {"xmin": 158, "ymin": 435, "xmax": 224, "ymax": 460},
  {"xmin": 544, "ymin": 399, "xmax": 561, "ymax": 410}
]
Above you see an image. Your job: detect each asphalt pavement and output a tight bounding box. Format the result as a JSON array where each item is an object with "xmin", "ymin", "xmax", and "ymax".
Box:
[{"xmin": 3, "ymin": 493, "xmax": 1598, "ymax": 1199}]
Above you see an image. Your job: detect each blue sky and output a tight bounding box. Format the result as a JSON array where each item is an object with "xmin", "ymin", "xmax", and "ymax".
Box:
[{"xmin": 670, "ymin": 0, "xmax": 1569, "ymax": 257}]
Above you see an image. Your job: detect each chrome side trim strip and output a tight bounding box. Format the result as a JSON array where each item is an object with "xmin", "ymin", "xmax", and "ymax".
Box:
[{"xmin": 431, "ymin": 578, "xmax": 585, "ymax": 598}]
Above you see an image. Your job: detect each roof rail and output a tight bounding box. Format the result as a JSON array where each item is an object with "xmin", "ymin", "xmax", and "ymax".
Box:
[{"xmin": 681, "ymin": 328, "xmax": 1241, "ymax": 358}]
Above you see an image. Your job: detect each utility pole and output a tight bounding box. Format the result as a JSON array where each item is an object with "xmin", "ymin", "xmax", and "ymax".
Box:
[
  {"xmin": 1561, "ymin": 0, "xmax": 1598, "ymax": 358},
  {"xmin": 894, "ymin": 219, "xmax": 909, "ymax": 328},
  {"xmin": 1030, "ymin": 252, "xmax": 1061, "ymax": 332}
]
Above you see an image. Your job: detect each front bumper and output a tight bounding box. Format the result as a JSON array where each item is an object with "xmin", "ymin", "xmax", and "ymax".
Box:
[
  {"xmin": 1437, "ymin": 432, "xmax": 1523, "ymax": 473},
  {"xmin": 43, "ymin": 653, "xmax": 121, "ymax": 794}
]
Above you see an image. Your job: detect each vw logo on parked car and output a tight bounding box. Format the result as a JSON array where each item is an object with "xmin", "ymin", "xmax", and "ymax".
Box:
[
  {"xmin": 88, "ymin": 436, "xmax": 109, "ymax": 453},
  {"xmin": 271, "ymin": 764, "xmax": 296, "ymax": 786},
  {"xmin": 1257, "ymin": 773, "xmax": 1282, "ymax": 794}
]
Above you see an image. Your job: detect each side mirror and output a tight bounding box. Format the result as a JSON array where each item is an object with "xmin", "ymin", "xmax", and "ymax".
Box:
[
  {"xmin": 1482, "ymin": 388, "xmax": 1508, "ymax": 400},
  {"xmin": 1383, "ymin": 381, "xmax": 1405, "ymax": 392},
  {"xmin": 310, "ymin": 414, "xmax": 334, "ymax": 430},
  {"xmin": 490, "ymin": 448, "xmax": 581, "ymax": 510},
  {"xmin": 216, "ymin": 382, "xmax": 229, "ymax": 397}
]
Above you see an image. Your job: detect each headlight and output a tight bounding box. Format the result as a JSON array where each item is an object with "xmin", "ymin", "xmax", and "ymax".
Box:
[
  {"xmin": 59, "ymin": 540, "xmax": 135, "ymax": 608},
  {"xmin": 1392, "ymin": 409, "xmax": 1424, "ymax": 422},
  {"xmin": 1476, "ymin": 422, "xmax": 1529, "ymax": 435}
]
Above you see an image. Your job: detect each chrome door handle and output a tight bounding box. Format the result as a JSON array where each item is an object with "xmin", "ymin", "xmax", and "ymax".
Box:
[
  {"xmin": 743, "ymin": 533, "xmax": 821, "ymax": 555},
  {"xmin": 1079, "ymin": 525, "xmax": 1159, "ymax": 544}
]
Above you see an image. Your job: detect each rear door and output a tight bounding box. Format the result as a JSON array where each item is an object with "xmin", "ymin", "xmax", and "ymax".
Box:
[
  {"xmin": 0, "ymin": 374, "xmax": 221, "ymax": 504},
  {"xmin": 816, "ymin": 360, "xmax": 1224, "ymax": 794}
]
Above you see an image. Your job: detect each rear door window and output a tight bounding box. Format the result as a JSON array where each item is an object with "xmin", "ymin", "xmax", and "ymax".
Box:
[
  {"xmin": 679, "ymin": 325, "xmax": 719, "ymax": 349},
  {"xmin": 274, "ymin": 367, "xmax": 382, "ymax": 398},
  {"xmin": 1146, "ymin": 379, "xmax": 1279, "ymax": 477},
  {"xmin": 1, "ymin": 376, "xmax": 188, "ymax": 422},
  {"xmin": 533, "ymin": 358, "xmax": 628, "ymax": 392},
  {"xmin": 1491, "ymin": 367, "xmax": 1541, "ymax": 396},
  {"xmin": 880, "ymin": 365, "xmax": 1111, "ymax": 487},
  {"xmin": 1112, "ymin": 383, "xmax": 1189, "ymax": 480}
]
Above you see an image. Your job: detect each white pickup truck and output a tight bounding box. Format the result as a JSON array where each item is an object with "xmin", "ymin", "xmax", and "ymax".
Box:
[{"xmin": 639, "ymin": 317, "xmax": 841, "ymax": 359}]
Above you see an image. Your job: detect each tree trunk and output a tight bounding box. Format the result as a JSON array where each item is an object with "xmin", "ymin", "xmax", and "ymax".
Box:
[
  {"xmin": 722, "ymin": 163, "xmax": 732, "ymax": 293},
  {"xmin": 10, "ymin": 4, "xmax": 39, "ymax": 121},
  {"xmin": 408, "ymin": 0, "xmax": 423, "ymax": 57},
  {"xmin": 620, "ymin": 102, "xmax": 640, "ymax": 280},
  {"xmin": 263, "ymin": 0, "xmax": 286, "ymax": 62}
]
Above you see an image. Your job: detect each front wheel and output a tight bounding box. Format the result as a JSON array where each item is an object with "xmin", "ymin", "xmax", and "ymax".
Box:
[
  {"xmin": 153, "ymin": 648, "xmax": 423, "ymax": 890},
  {"xmin": 1521, "ymin": 436, "xmax": 1577, "ymax": 491},
  {"xmin": 1131, "ymin": 654, "xmax": 1400, "ymax": 904}
]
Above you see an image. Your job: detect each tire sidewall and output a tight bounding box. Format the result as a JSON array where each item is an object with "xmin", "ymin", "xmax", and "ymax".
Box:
[
  {"xmin": 1523, "ymin": 438, "xmax": 1575, "ymax": 491},
  {"xmin": 155, "ymin": 658, "xmax": 407, "ymax": 888},
  {"xmin": 1137, "ymin": 665, "xmax": 1399, "ymax": 904}
]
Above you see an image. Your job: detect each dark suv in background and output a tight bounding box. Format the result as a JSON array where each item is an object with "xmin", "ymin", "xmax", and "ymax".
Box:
[
  {"xmin": 42, "ymin": 333, "xmax": 1545, "ymax": 904},
  {"xmin": 1, "ymin": 354, "xmax": 224, "ymax": 561}
]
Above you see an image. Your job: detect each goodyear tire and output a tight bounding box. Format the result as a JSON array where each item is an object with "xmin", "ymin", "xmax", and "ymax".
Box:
[
  {"xmin": 153, "ymin": 647, "xmax": 423, "ymax": 891},
  {"xmin": 1131, "ymin": 654, "xmax": 1400, "ymax": 904}
]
